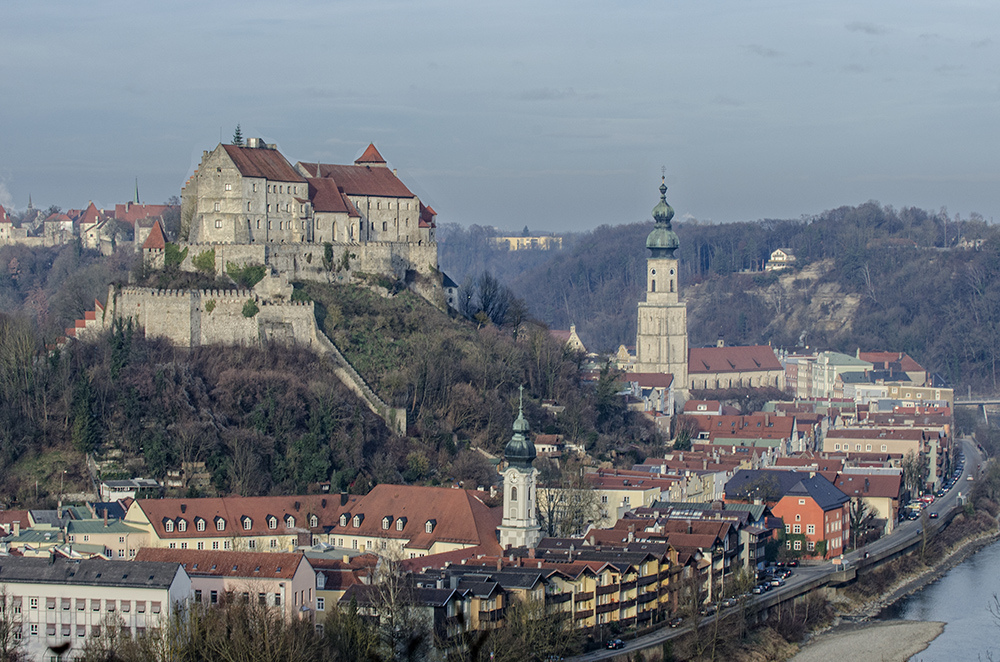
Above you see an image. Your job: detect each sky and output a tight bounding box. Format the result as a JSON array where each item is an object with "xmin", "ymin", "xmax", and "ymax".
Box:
[{"xmin": 1, "ymin": 1, "xmax": 998, "ymax": 232}]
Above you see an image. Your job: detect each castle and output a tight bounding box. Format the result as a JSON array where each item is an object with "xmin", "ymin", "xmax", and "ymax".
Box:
[{"xmin": 176, "ymin": 139, "xmax": 439, "ymax": 287}]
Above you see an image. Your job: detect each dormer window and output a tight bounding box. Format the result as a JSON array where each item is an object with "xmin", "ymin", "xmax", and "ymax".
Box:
[
  {"xmin": 285, "ymin": 516, "xmax": 294, "ymax": 528},
  {"xmin": 195, "ymin": 518, "xmax": 206, "ymax": 532},
  {"xmin": 352, "ymin": 515, "xmax": 362, "ymax": 528},
  {"xmin": 396, "ymin": 517, "xmax": 406, "ymax": 532},
  {"xmin": 164, "ymin": 520, "xmax": 174, "ymax": 533},
  {"xmin": 177, "ymin": 519, "xmax": 187, "ymax": 533},
  {"xmin": 242, "ymin": 517, "xmax": 252, "ymax": 531},
  {"xmin": 268, "ymin": 516, "xmax": 277, "ymax": 530},
  {"xmin": 215, "ymin": 518, "xmax": 226, "ymax": 532},
  {"xmin": 382, "ymin": 516, "xmax": 391, "ymax": 530},
  {"xmin": 339, "ymin": 514, "xmax": 349, "ymax": 527},
  {"xmin": 425, "ymin": 519, "xmax": 436, "ymax": 534},
  {"xmin": 309, "ymin": 515, "xmax": 318, "ymax": 528}
]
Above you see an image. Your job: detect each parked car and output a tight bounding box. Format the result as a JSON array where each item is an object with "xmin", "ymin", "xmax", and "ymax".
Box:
[
  {"xmin": 752, "ymin": 585, "xmax": 765, "ymax": 595},
  {"xmin": 722, "ymin": 597, "xmax": 738, "ymax": 608},
  {"xmin": 670, "ymin": 616, "xmax": 684, "ymax": 628},
  {"xmin": 788, "ymin": 559, "xmax": 799, "ymax": 567},
  {"xmin": 606, "ymin": 638, "xmax": 625, "ymax": 650},
  {"xmin": 769, "ymin": 578, "xmax": 785, "ymax": 587}
]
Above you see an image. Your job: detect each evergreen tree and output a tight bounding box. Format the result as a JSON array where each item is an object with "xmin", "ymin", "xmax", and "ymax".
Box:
[{"xmin": 232, "ymin": 124, "xmax": 244, "ymax": 146}]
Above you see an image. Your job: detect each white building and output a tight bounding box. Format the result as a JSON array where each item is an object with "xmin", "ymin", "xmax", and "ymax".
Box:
[{"xmin": 0, "ymin": 556, "xmax": 190, "ymax": 661}]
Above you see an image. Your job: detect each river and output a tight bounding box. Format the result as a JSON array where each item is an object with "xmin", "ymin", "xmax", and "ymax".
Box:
[{"xmin": 878, "ymin": 537, "xmax": 1000, "ymax": 661}]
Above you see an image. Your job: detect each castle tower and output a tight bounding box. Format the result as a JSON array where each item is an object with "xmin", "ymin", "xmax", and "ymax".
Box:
[
  {"xmin": 498, "ymin": 386, "xmax": 542, "ymax": 550},
  {"xmin": 635, "ymin": 178, "xmax": 689, "ymax": 396}
]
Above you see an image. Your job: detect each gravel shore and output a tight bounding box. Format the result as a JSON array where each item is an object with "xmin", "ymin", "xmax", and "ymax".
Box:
[{"xmin": 789, "ymin": 621, "xmax": 945, "ymax": 662}]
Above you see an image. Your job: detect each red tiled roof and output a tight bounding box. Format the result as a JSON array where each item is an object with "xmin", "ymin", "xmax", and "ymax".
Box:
[
  {"xmin": 825, "ymin": 428, "xmax": 925, "ymax": 441},
  {"xmin": 691, "ymin": 414, "xmax": 795, "ymax": 436},
  {"xmin": 77, "ymin": 202, "xmax": 102, "ymax": 227},
  {"xmin": 298, "ymin": 162, "xmax": 415, "ymax": 198},
  {"xmin": 549, "ymin": 330, "xmax": 572, "ymax": 343},
  {"xmin": 833, "ymin": 473, "xmax": 902, "ymax": 499},
  {"xmin": 355, "ymin": 143, "xmax": 386, "ymax": 164},
  {"xmin": 135, "ymin": 548, "xmax": 306, "ymax": 579},
  {"xmin": 223, "ymin": 144, "xmax": 305, "ymax": 183},
  {"xmin": 114, "ymin": 203, "xmax": 176, "ymax": 226},
  {"xmin": 629, "ymin": 373, "xmax": 673, "ymax": 388},
  {"xmin": 134, "ymin": 494, "xmax": 357, "ymax": 540},
  {"xmin": 307, "ymin": 178, "xmax": 350, "ymax": 213},
  {"xmin": 683, "ymin": 400, "xmax": 722, "ymax": 413},
  {"xmin": 0, "ymin": 510, "xmax": 29, "ymax": 528},
  {"xmin": 0, "ymin": 205, "xmax": 8, "ymax": 223},
  {"xmin": 142, "ymin": 220, "xmax": 166, "ymax": 250},
  {"xmin": 859, "ymin": 352, "xmax": 925, "ymax": 374},
  {"xmin": 689, "ymin": 346, "xmax": 782, "ymax": 374}
]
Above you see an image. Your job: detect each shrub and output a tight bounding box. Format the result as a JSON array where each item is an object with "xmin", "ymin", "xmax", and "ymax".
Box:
[
  {"xmin": 192, "ymin": 249, "xmax": 216, "ymax": 273},
  {"xmin": 205, "ymin": 299, "xmax": 216, "ymax": 313},
  {"xmin": 164, "ymin": 243, "xmax": 188, "ymax": 268},
  {"xmin": 242, "ymin": 299, "xmax": 259, "ymax": 318},
  {"xmin": 226, "ymin": 262, "xmax": 266, "ymax": 289}
]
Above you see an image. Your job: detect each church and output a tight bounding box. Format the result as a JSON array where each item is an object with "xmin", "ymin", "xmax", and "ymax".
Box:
[{"xmin": 634, "ymin": 179, "xmax": 784, "ymax": 402}]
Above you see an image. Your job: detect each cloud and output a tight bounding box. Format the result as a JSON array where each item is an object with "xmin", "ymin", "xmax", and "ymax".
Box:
[
  {"xmin": 742, "ymin": 44, "xmax": 782, "ymax": 58},
  {"xmin": 972, "ymin": 38, "xmax": 992, "ymax": 49},
  {"xmin": 843, "ymin": 63, "xmax": 869, "ymax": 74},
  {"xmin": 711, "ymin": 95, "xmax": 742, "ymax": 107},
  {"xmin": 516, "ymin": 87, "xmax": 578, "ymax": 101},
  {"xmin": 846, "ymin": 21, "xmax": 888, "ymax": 36}
]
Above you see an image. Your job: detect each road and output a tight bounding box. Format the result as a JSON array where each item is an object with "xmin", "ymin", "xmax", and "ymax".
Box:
[{"xmin": 570, "ymin": 437, "xmax": 986, "ymax": 661}]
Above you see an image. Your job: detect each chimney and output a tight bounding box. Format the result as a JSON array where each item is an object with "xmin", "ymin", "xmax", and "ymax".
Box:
[
  {"xmin": 343, "ymin": 555, "xmax": 350, "ymax": 564},
  {"xmin": 180, "ymin": 504, "xmax": 187, "ymax": 513},
  {"xmin": 865, "ymin": 478, "xmax": 870, "ymax": 493},
  {"xmin": 321, "ymin": 498, "xmax": 327, "ymax": 508},
  {"xmin": 496, "ymin": 557, "xmax": 502, "ymax": 571},
  {"xmin": 340, "ymin": 492, "xmax": 349, "ymax": 507},
  {"xmin": 13, "ymin": 521, "xmax": 19, "ymax": 537},
  {"xmin": 103, "ymin": 509, "xmax": 108, "ymax": 527},
  {"xmin": 687, "ymin": 520, "xmax": 693, "ymax": 534},
  {"xmin": 528, "ymin": 547, "xmax": 535, "ymax": 559},
  {"xmin": 450, "ymin": 575, "xmax": 459, "ymax": 589}
]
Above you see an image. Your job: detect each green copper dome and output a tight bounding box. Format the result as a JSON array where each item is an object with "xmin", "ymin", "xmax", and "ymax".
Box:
[
  {"xmin": 504, "ymin": 386, "xmax": 536, "ymax": 469},
  {"xmin": 646, "ymin": 178, "xmax": 679, "ymax": 257}
]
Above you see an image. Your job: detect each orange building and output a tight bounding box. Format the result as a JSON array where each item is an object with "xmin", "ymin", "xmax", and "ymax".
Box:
[{"xmin": 769, "ymin": 475, "xmax": 848, "ymax": 558}]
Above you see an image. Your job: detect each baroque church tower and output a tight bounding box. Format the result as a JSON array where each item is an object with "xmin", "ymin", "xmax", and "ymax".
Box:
[
  {"xmin": 498, "ymin": 387, "xmax": 542, "ymax": 550},
  {"xmin": 635, "ymin": 178, "xmax": 689, "ymax": 396}
]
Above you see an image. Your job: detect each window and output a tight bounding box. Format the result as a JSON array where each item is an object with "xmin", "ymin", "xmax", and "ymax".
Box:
[
  {"xmin": 216, "ymin": 518, "xmax": 225, "ymax": 531},
  {"xmin": 793, "ymin": 540, "xmax": 802, "ymax": 551},
  {"xmin": 286, "ymin": 516, "xmax": 294, "ymax": 528},
  {"xmin": 76, "ymin": 599, "xmax": 85, "ymax": 611},
  {"xmin": 793, "ymin": 524, "xmax": 801, "ymax": 534},
  {"xmin": 268, "ymin": 516, "xmax": 277, "ymax": 530},
  {"xmin": 137, "ymin": 602, "xmax": 145, "ymax": 613},
  {"xmin": 29, "ymin": 624, "xmax": 37, "ymax": 637},
  {"xmin": 425, "ymin": 520, "xmax": 434, "ymax": 534},
  {"xmin": 119, "ymin": 536, "xmax": 126, "ymax": 543},
  {"xmin": 382, "ymin": 517, "xmax": 391, "ymax": 530},
  {"xmin": 29, "ymin": 598, "xmax": 37, "ymax": 610},
  {"xmin": 784, "ymin": 524, "xmax": 791, "ymax": 534},
  {"xmin": 243, "ymin": 518, "xmax": 252, "ymax": 530},
  {"xmin": 210, "ymin": 591, "xmax": 218, "ymax": 605},
  {"xmin": 47, "ymin": 598, "xmax": 55, "ymax": 610},
  {"xmin": 248, "ymin": 539, "xmax": 256, "ymax": 549},
  {"xmin": 248, "ymin": 202, "xmax": 252, "ymax": 211},
  {"xmin": 178, "ymin": 520, "xmax": 187, "ymax": 532},
  {"xmin": 866, "ymin": 444, "xmax": 872, "ymax": 452},
  {"xmin": 395, "ymin": 518, "xmax": 404, "ymax": 531},
  {"xmin": 316, "ymin": 597, "xmax": 325, "ymax": 611},
  {"xmin": 197, "ymin": 542, "xmax": 204, "ymax": 550},
  {"xmin": 180, "ymin": 542, "xmax": 187, "ymax": 549},
  {"xmin": 807, "ymin": 541, "xmax": 816, "ymax": 551},
  {"xmin": 623, "ymin": 496, "xmax": 630, "ymax": 505},
  {"xmin": 212, "ymin": 541, "xmax": 219, "ymax": 550},
  {"xmin": 274, "ymin": 593, "xmax": 281, "ymax": 607},
  {"xmin": 224, "ymin": 540, "xmax": 231, "ymax": 550},
  {"xmin": 107, "ymin": 600, "xmax": 116, "ymax": 612},
  {"xmin": 168, "ymin": 542, "xmax": 176, "ymax": 549},
  {"xmin": 353, "ymin": 515, "xmax": 361, "ymax": 528},
  {"xmin": 310, "ymin": 515, "xmax": 319, "ymax": 528},
  {"xmin": 92, "ymin": 600, "xmax": 100, "ymax": 612},
  {"xmin": 352, "ymin": 539, "xmax": 358, "ymax": 549},
  {"xmin": 601, "ymin": 495, "xmax": 609, "ymax": 504},
  {"xmin": 798, "ymin": 499, "xmax": 806, "ymax": 505},
  {"xmin": 214, "ymin": 202, "xmax": 221, "ymax": 212},
  {"xmin": 795, "ymin": 514, "xmax": 801, "ymax": 521},
  {"xmin": 834, "ymin": 444, "xmax": 840, "ymax": 451},
  {"xmin": 807, "ymin": 524, "xmax": 816, "ymax": 535},
  {"xmin": 121, "ymin": 601, "xmax": 130, "ymax": 613},
  {"xmin": 252, "ymin": 183, "xmax": 257, "ymax": 192},
  {"xmin": 197, "ymin": 519, "xmax": 206, "ymax": 531},
  {"xmin": 165, "ymin": 521, "xmax": 174, "ymax": 533},
  {"xmin": 270, "ymin": 539, "xmax": 277, "ymax": 549},
  {"xmin": 881, "ymin": 444, "xmax": 888, "ymax": 452},
  {"xmin": 195, "ymin": 590, "xmax": 202, "ymax": 603},
  {"xmin": 62, "ymin": 598, "xmax": 70, "ymax": 611}
]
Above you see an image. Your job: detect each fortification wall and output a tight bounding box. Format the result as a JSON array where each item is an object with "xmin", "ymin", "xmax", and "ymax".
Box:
[
  {"xmin": 174, "ymin": 240, "xmax": 439, "ymax": 283},
  {"xmin": 114, "ymin": 288, "xmax": 196, "ymax": 347}
]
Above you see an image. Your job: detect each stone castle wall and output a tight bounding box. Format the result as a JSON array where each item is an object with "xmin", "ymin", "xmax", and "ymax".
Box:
[{"xmin": 175, "ymin": 240, "xmax": 439, "ymax": 283}]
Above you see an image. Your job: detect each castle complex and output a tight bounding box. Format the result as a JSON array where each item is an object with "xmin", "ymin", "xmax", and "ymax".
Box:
[{"xmin": 178, "ymin": 139, "xmax": 439, "ymax": 285}]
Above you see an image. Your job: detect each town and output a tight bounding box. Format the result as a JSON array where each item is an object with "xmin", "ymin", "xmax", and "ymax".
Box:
[{"xmin": 0, "ymin": 145, "xmax": 976, "ymax": 662}]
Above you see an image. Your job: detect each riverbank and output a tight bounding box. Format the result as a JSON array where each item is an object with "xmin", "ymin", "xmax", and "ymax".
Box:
[{"xmin": 788, "ymin": 621, "xmax": 944, "ymax": 662}]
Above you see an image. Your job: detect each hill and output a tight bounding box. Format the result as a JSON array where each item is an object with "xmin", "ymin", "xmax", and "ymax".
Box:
[{"xmin": 440, "ymin": 202, "xmax": 1000, "ymax": 392}]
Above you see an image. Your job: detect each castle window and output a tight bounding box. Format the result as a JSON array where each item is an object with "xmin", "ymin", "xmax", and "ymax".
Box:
[
  {"xmin": 214, "ymin": 202, "xmax": 220, "ymax": 211},
  {"xmin": 252, "ymin": 183, "xmax": 257, "ymax": 192},
  {"xmin": 670, "ymin": 280, "xmax": 674, "ymax": 292},
  {"xmin": 650, "ymin": 280, "xmax": 655, "ymax": 292},
  {"xmin": 279, "ymin": 186, "xmax": 283, "ymax": 194},
  {"xmin": 225, "ymin": 183, "xmax": 232, "ymax": 191},
  {"xmin": 267, "ymin": 204, "xmax": 271, "ymax": 213},
  {"xmin": 215, "ymin": 220, "xmax": 223, "ymax": 228},
  {"xmin": 382, "ymin": 222, "xmax": 387, "ymax": 232},
  {"xmin": 256, "ymin": 220, "xmax": 260, "ymax": 229}
]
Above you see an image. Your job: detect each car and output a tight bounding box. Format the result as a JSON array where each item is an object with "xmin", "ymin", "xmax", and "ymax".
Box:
[
  {"xmin": 780, "ymin": 569, "xmax": 793, "ymax": 579},
  {"xmin": 929, "ymin": 512, "xmax": 939, "ymax": 519},
  {"xmin": 907, "ymin": 512, "xmax": 920, "ymax": 520},
  {"xmin": 670, "ymin": 616, "xmax": 684, "ymax": 628},
  {"xmin": 752, "ymin": 585, "xmax": 765, "ymax": 594},
  {"xmin": 788, "ymin": 559, "xmax": 799, "ymax": 567},
  {"xmin": 969, "ymin": 476, "xmax": 975, "ymax": 481},
  {"xmin": 769, "ymin": 578, "xmax": 785, "ymax": 587},
  {"xmin": 722, "ymin": 597, "xmax": 738, "ymax": 608},
  {"xmin": 936, "ymin": 490, "xmax": 946, "ymax": 497},
  {"xmin": 699, "ymin": 604, "xmax": 717, "ymax": 616},
  {"xmin": 606, "ymin": 639, "xmax": 625, "ymax": 650}
]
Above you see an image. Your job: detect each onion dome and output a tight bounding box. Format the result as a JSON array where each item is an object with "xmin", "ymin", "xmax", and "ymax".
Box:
[
  {"xmin": 504, "ymin": 386, "xmax": 536, "ymax": 469},
  {"xmin": 646, "ymin": 177, "xmax": 680, "ymax": 258}
]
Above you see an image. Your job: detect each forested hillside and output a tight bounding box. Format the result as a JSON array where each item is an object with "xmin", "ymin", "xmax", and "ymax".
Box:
[
  {"xmin": 0, "ymin": 246, "xmax": 655, "ymax": 507},
  {"xmin": 441, "ymin": 202, "xmax": 1000, "ymax": 392}
]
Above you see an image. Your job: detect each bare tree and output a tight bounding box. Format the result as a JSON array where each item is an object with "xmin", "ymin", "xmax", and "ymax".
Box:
[{"xmin": 0, "ymin": 588, "xmax": 25, "ymax": 662}]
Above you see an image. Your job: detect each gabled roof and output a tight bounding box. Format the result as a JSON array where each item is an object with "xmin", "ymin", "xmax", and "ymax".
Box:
[
  {"xmin": 859, "ymin": 352, "xmax": 925, "ymax": 374},
  {"xmin": 689, "ymin": 345, "xmax": 782, "ymax": 374},
  {"xmin": 629, "ymin": 373, "xmax": 673, "ymax": 388},
  {"xmin": 0, "ymin": 205, "xmax": 8, "ymax": 223},
  {"xmin": 355, "ymin": 143, "xmax": 386, "ymax": 164},
  {"xmin": 222, "ymin": 144, "xmax": 305, "ymax": 183},
  {"xmin": 297, "ymin": 162, "xmax": 415, "ymax": 198},
  {"xmin": 142, "ymin": 220, "xmax": 166, "ymax": 250},
  {"xmin": 833, "ymin": 472, "xmax": 902, "ymax": 499},
  {"xmin": 725, "ymin": 469, "xmax": 812, "ymax": 502},
  {"xmin": 783, "ymin": 475, "xmax": 849, "ymax": 511},
  {"xmin": 135, "ymin": 548, "xmax": 307, "ymax": 580},
  {"xmin": 77, "ymin": 202, "xmax": 103, "ymax": 227},
  {"xmin": 307, "ymin": 177, "xmax": 350, "ymax": 213}
]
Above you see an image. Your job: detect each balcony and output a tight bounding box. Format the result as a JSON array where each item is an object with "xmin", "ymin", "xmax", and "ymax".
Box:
[
  {"xmin": 574, "ymin": 609, "xmax": 594, "ymax": 620},
  {"xmin": 620, "ymin": 580, "xmax": 638, "ymax": 591},
  {"xmin": 638, "ymin": 592, "xmax": 658, "ymax": 605},
  {"xmin": 596, "ymin": 585, "xmax": 618, "ymax": 596},
  {"xmin": 638, "ymin": 574, "xmax": 658, "ymax": 587},
  {"xmin": 596, "ymin": 602, "xmax": 618, "ymax": 615},
  {"xmin": 479, "ymin": 609, "xmax": 504, "ymax": 623},
  {"xmin": 546, "ymin": 593, "xmax": 571, "ymax": 605},
  {"xmin": 574, "ymin": 591, "xmax": 594, "ymax": 602}
]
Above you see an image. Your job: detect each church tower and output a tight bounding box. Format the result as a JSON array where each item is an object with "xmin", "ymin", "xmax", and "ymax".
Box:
[
  {"xmin": 635, "ymin": 178, "xmax": 689, "ymax": 396},
  {"xmin": 498, "ymin": 387, "xmax": 542, "ymax": 550}
]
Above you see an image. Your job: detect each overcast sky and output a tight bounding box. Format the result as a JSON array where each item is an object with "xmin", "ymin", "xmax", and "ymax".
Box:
[{"xmin": 1, "ymin": 1, "xmax": 998, "ymax": 231}]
